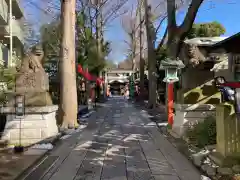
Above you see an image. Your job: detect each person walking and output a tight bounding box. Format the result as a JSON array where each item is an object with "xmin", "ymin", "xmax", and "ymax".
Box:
[{"xmin": 124, "ymin": 87, "xmax": 129, "ymax": 100}]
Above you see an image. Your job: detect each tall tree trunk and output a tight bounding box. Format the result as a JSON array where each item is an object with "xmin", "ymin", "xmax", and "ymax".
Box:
[
  {"xmin": 99, "ymin": 6, "xmax": 104, "ymax": 98},
  {"xmin": 167, "ymin": 29, "xmax": 182, "ymax": 59},
  {"xmin": 85, "ymin": 7, "xmax": 93, "ymax": 104},
  {"xmin": 144, "ymin": 0, "xmax": 156, "ymax": 108},
  {"xmin": 131, "ymin": 34, "xmax": 136, "ymax": 71},
  {"xmin": 96, "ymin": 2, "xmax": 102, "ymax": 70},
  {"xmin": 139, "ymin": 1, "xmax": 144, "ymax": 100},
  {"xmin": 60, "ymin": 0, "xmax": 78, "ymax": 128},
  {"xmin": 164, "ymin": 0, "xmax": 203, "ymax": 120},
  {"xmin": 70, "ymin": 0, "xmax": 78, "ymax": 124},
  {"xmin": 96, "ymin": 1, "xmax": 102, "ymax": 99}
]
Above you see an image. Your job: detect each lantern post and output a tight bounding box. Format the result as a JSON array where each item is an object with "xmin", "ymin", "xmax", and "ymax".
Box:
[
  {"xmin": 14, "ymin": 94, "xmax": 25, "ymax": 153},
  {"xmin": 129, "ymin": 74, "xmax": 135, "ymax": 99},
  {"xmin": 160, "ymin": 58, "xmax": 185, "ymax": 128}
]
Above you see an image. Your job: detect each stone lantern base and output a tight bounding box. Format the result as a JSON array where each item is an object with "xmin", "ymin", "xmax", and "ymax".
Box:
[{"xmin": 1, "ymin": 105, "xmax": 59, "ymax": 146}]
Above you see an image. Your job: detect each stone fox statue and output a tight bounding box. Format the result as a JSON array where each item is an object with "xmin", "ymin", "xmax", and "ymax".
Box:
[
  {"xmin": 8, "ymin": 45, "xmax": 53, "ymax": 106},
  {"xmin": 15, "ymin": 45, "xmax": 47, "ymax": 91}
]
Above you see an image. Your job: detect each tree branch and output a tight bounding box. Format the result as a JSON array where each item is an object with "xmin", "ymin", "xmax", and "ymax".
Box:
[
  {"xmin": 91, "ymin": 0, "xmax": 109, "ymax": 17},
  {"xmin": 155, "ymin": 15, "xmax": 167, "ymax": 35},
  {"xmin": 178, "ymin": 0, "xmax": 204, "ymax": 36},
  {"xmin": 103, "ymin": 9, "xmax": 128, "ymax": 25},
  {"xmin": 167, "ymin": 0, "xmax": 177, "ymax": 29},
  {"xmin": 156, "ymin": 27, "xmax": 167, "ymax": 51},
  {"xmin": 103, "ymin": 0, "xmax": 128, "ymax": 25}
]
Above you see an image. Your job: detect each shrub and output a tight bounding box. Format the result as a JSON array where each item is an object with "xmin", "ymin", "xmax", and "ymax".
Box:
[{"xmin": 185, "ymin": 115, "xmax": 216, "ymax": 148}]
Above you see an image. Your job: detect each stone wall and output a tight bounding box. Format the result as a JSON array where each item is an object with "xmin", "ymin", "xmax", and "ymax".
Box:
[{"xmin": 173, "ymin": 104, "xmax": 215, "ymax": 137}]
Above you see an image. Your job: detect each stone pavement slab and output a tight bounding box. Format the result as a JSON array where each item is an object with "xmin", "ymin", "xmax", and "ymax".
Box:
[
  {"xmin": 18, "ymin": 98, "xmax": 201, "ymax": 180},
  {"xmin": 0, "ymin": 149, "xmax": 47, "ymax": 180}
]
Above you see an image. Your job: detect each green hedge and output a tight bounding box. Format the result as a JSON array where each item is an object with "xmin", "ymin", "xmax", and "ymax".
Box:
[{"xmin": 185, "ymin": 115, "xmax": 216, "ymax": 148}]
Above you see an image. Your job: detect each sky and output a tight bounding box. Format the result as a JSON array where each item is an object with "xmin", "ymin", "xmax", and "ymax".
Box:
[
  {"xmin": 105, "ymin": 0, "xmax": 240, "ymax": 63},
  {"xmin": 21, "ymin": 0, "xmax": 240, "ymax": 63}
]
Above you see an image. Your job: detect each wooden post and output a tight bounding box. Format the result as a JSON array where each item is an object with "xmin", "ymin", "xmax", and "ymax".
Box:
[
  {"xmin": 60, "ymin": 0, "xmax": 78, "ymax": 128},
  {"xmin": 212, "ymin": 103, "xmax": 240, "ymax": 166},
  {"xmin": 216, "ymin": 103, "xmax": 240, "ymax": 156}
]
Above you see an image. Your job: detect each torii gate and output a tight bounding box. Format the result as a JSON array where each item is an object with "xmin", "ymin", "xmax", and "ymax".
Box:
[{"xmin": 77, "ymin": 64, "xmax": 104, "ymax": 85}]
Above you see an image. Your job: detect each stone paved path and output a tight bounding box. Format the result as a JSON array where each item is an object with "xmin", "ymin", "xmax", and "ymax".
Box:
[{"xmin": 20, "ymin": 97, "xmax": 201, "ymax": 180}]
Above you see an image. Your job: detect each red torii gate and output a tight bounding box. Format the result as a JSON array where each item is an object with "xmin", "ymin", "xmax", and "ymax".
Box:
[{"xmin": 77, "ymin": 64, "xmax": 104, "ymax": 85}]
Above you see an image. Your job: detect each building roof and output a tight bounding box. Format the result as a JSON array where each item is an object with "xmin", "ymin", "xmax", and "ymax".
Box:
[
  {"xmin": 184, "ymin": 37, "xmax": 228, "ymax": 46},
  {"xmin": 210, "ymin": 32, "xmax": 240, "ymax": 50},
  {"xmin": 107, "ymin": 69, "xmax": 133, "ymax": 73}
]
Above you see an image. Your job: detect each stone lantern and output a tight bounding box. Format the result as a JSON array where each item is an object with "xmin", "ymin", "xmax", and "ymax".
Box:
[
  {"xmin": 160, "ymin": 58, "xmax": 185, "ymax": 83},
  {"xmin": 160, "ymin": 58, "xmax": 185, "ymax": 128}
]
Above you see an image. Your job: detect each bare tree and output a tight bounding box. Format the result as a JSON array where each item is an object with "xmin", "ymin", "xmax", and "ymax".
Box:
[
  {"xmin": 166, "ymin": 0, "xmax": 204, "ymax": 58},
  {"xmin": 144, "ymin": 0, "xmax": 195, "ymax": 107},
  {"xmin": 144, "ymin": 1, "xmax": 157, "ymax": 108},
  {"xmin": 121, "ymin": 7, "xmax": 138, "ymax": 70},
  {"xmin": 121, "ymin": 0, "xmax": 168, "ymax": 105},
  {"xmin": 138, "ymin": 0, "xmax": 145, "ymax": 99},
  {"xmin": 100, "ymin": 0, "xmax": 129, "ymax": 26}
]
